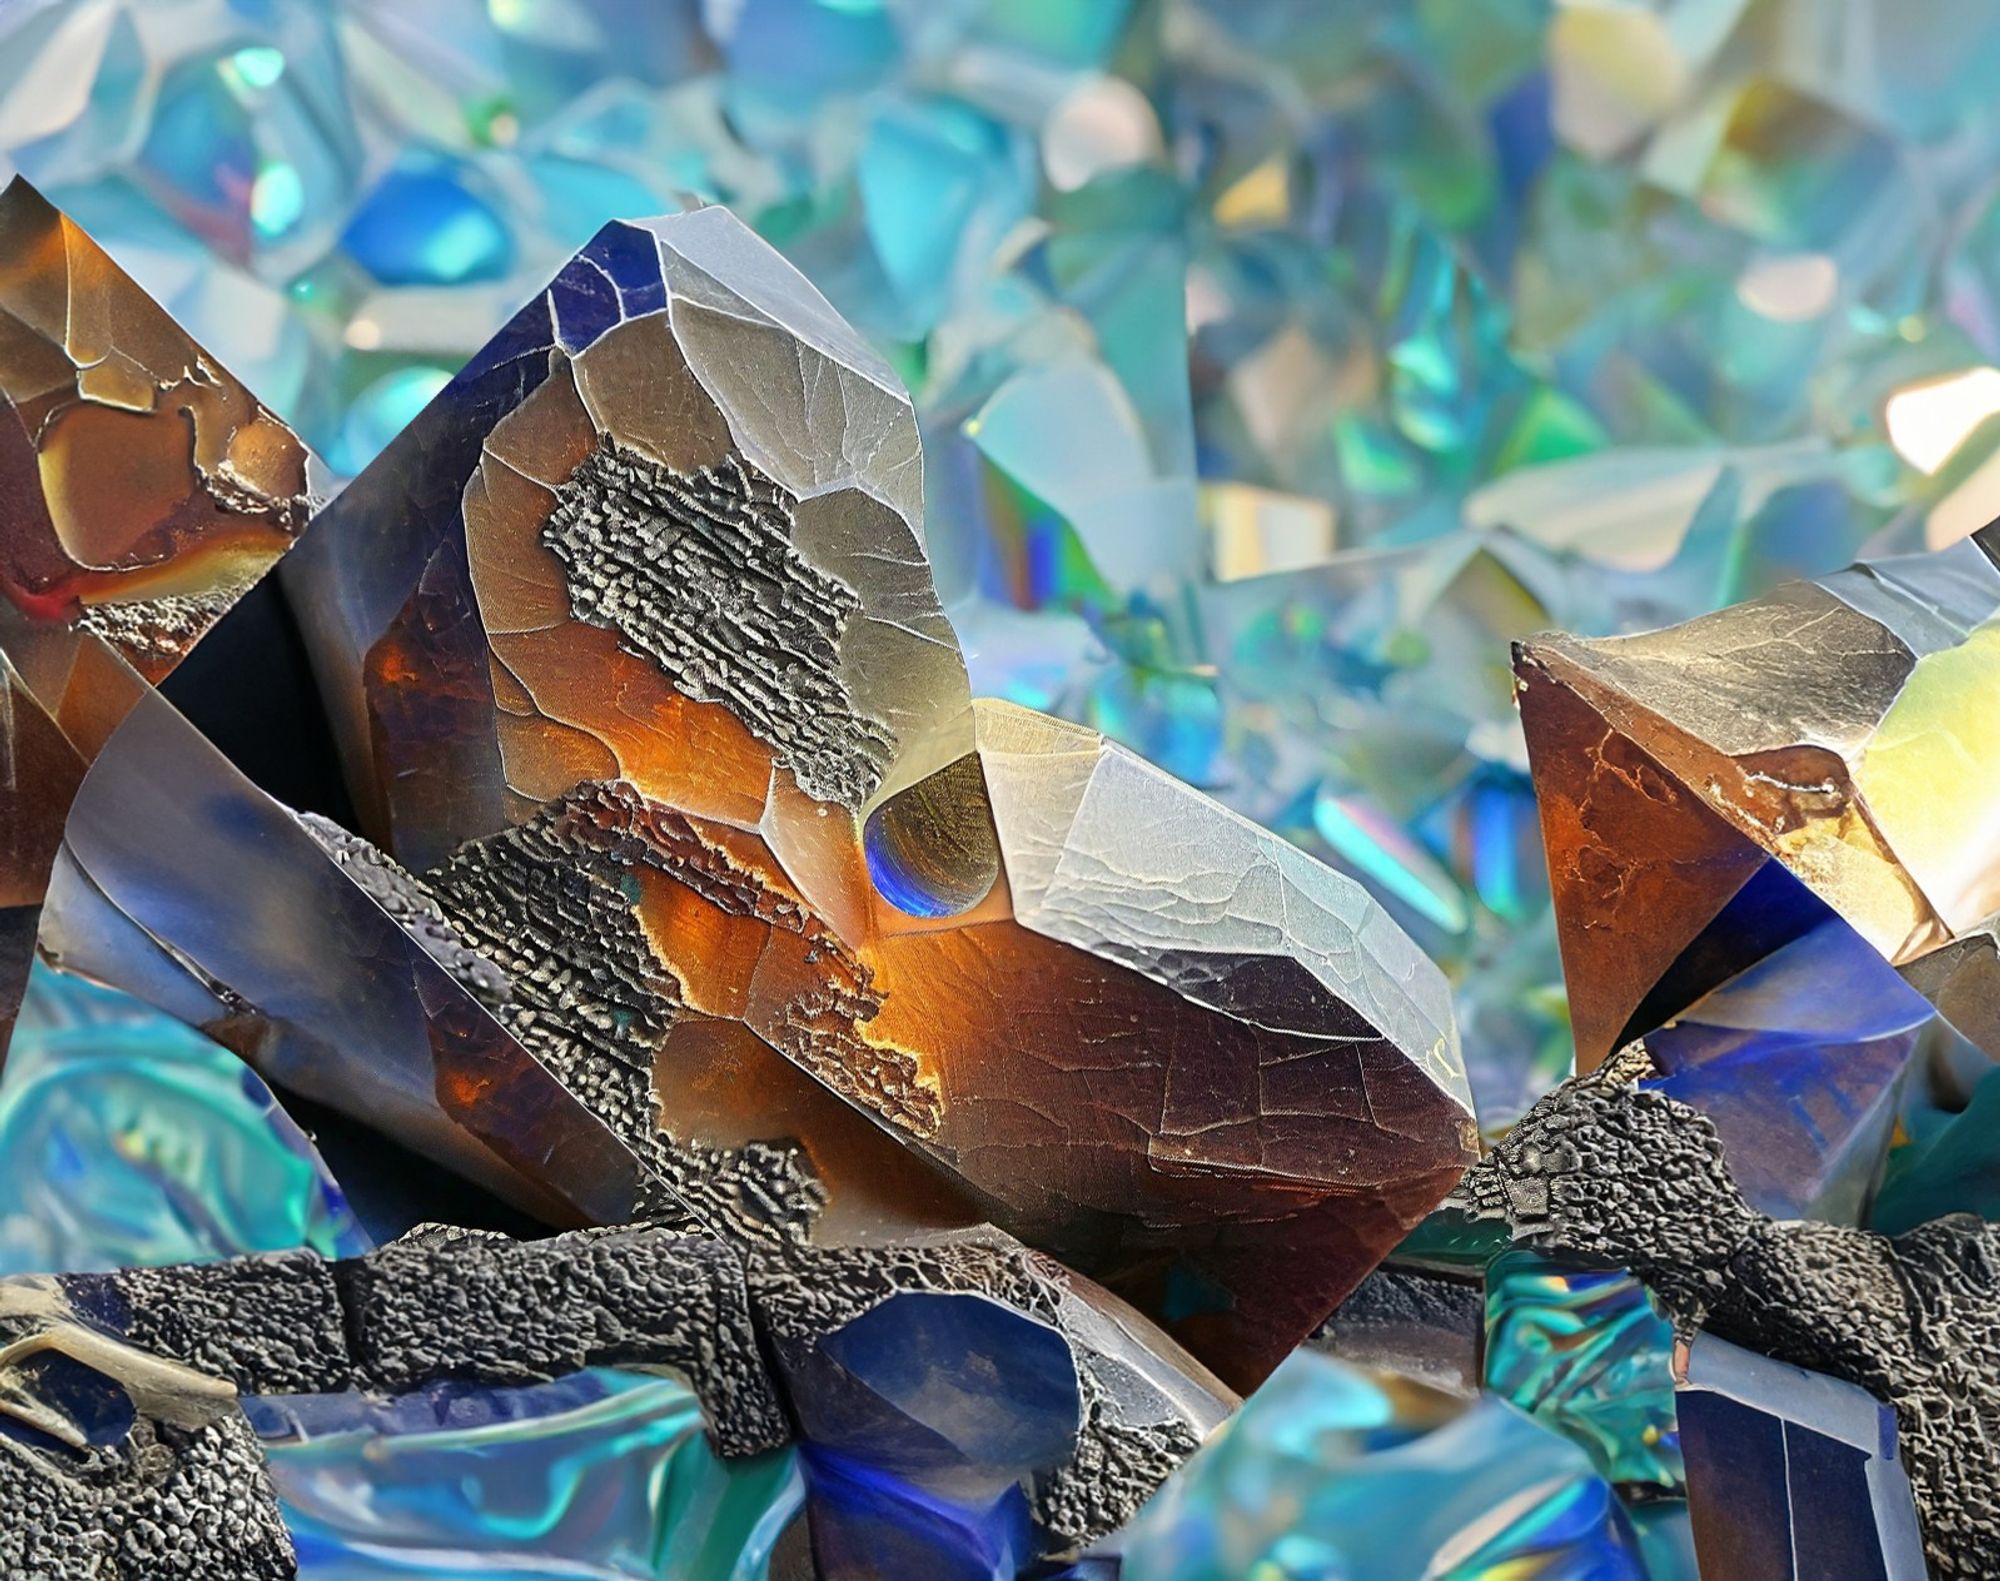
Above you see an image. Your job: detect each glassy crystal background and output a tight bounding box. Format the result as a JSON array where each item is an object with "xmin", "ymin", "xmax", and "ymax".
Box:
[
  {"xmin": 3, "ymin": 1, "xmax": 1998, "ymax": 1575},
  {"xmin": 9, "ymin": 0, "xmax": 2000, "ymax": 1128}
]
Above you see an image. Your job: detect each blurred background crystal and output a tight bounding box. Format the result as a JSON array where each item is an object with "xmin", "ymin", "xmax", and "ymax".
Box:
[{"xmin": 7, "ymin": 0, "xmax": 2000, "ymax": 1128}]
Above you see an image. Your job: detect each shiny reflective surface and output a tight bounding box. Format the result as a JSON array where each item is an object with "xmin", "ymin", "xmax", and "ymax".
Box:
[
  {"xmin": 1518, "ymin": 526, "xmax": 2000, "ymax": 1104},
  {"xmin": 0, "ymin": 962, "xmax": 364, "ymax": 1274},
  {"xmin": 1484, "ymin": 1250, "xmax": 1682, "ymax": 1493},
  {"xmin": 0, "ymin": 174, "xmax": 316, "ymax": 1061},
  {"xmin": 262, "ymin": 204, "xmax": 1474, "ymax": 1391},
  {"xmin": 14, "ymin": 1, "xmax": 2000, "ymax": 1129},
  {"xmin": 257, "ymin": 1375, "xmax": 802, "ymax": 1581},
  {"xmin": 1114, "ymin": 1348, "xmax": 1650, "ymax": 1579}
]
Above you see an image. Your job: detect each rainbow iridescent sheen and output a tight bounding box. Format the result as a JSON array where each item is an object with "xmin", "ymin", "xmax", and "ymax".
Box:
[
  {"xmin": 1114, "ymin": 1349, "xmax": 1649, "ymax": 1579},
  {"xmin": 0, "ymin": 963, "xmax": 365, "ymax": 1274},
  {"xmin": 1484, "ymin": 1250, "xmax": 1683, "ymax": 1493},
  {"xmin": 257, "ymin": 1375, "xmax": 801, "ymax": 1581},
  {"xmin": 13, "ymin": 0, "xmax": 2000, "ymax": 1127}
]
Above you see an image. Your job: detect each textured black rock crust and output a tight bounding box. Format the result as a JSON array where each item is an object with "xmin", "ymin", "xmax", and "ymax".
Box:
[
  {"xmin": 542, "ymin": 441, "xmax": 894, "ymax": 808},
  {"xmin": 2, "ymin": 1223, "xmax": 1214, "ymax": 1575},
  {"xmin": 1449, "ymin": 1045, "xmax": 2000, "ymax": 1579}
]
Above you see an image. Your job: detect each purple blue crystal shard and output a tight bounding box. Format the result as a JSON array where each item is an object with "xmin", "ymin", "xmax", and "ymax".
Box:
[{"xmin": 1675, "ymin": 1335, "xmax": 1928, "ymax": 1581}]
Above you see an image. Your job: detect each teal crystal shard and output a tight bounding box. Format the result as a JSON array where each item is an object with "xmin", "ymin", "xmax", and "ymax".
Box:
[
  {"xmin": 1873, "ymin": 1058, "xmax": 2000, "ymax": 1233},
  {"xmin": 1484, "ymin": 1250, "xmax": 1683, "ymax": 1493},
  {"xmin": 0, "ymin": 962, "xmax": 366, "ymax": 1274},
  {"xmin": 255, "ymin": 1374, "xmax": 802, "ymax": 1581},
  {"xmin": 12, "ymin": 0, "xmax": 2000, "ymax": 1126},
  {"xmin": 1112, "ymin": 1349, "xmax": 1649, "ymax": 1579}
]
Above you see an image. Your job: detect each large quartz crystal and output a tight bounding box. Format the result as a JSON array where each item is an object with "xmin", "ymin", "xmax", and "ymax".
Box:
[{"xmin": 113, "ymin": 203, "xmax": 1472, "ymax": 1391}]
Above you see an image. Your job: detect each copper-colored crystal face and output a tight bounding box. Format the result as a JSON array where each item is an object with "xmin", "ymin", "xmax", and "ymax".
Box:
[
  {"xmin": 0, "ymin": 179, "xmax": 310, "ymax": 681},
  {"xmin": 1518, "ymin": 522, "xmax": 2000, "ymax": 1072},
  {"xmin": 0, "ymin": 179, "xmax": 314, "ymax": 1058}
]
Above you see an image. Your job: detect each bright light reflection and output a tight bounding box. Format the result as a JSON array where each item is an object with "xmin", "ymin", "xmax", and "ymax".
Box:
[{"xmin": 1885, "ymin": 366, "xmax": 2000, "ymax": 474}]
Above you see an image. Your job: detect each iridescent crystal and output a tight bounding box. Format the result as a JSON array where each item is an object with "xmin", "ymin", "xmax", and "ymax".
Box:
[
  {"xmin": 1517, "ymin": 525, "xmax": 2000, "ymax": 1093},
  {"xmin": 1112, "ymin": 1348, "xmax": 1650, "ymax": 1579},
  {"xmin": 0, "ymin": 963, "xmax": 364, "ymax": 1274},
  {"xmin": 1484, "ymin": 1250, "xmax": 1682, "ymax": 1493},
  {"xmin": 256, "ymin": 1374, "xmax": 802, "ymax": 1581}
]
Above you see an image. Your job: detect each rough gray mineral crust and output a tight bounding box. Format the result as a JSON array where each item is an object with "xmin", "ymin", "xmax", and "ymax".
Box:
[
  {"xmin": 28, "ymin": 1228, "xmax": 791, "ymax": 1463},
  {"xmin": 1313, "ymin": 1264, "xmax": 1485, "ymax": 1397},
  {"xmin": 542, "ymin": 440, "xmax": 894, "ymax": 808},
  {"xmin": 0, "ymin": 1280, "xmax": 298, "ymax": 1580},
  {"xmin": 0, "ymin": 1412, "xmax": 297, "ymax": 1580},
  {"xmin": 349, "ymin": 1224, "xmax": 786, "ymax": 1457},
  {"xmin": 1449, "ymin": 1043, "xmax": 2000, "ymax": 1578},
  {"xmin": 423, "ymin": 781, "xmax": 840, "ymax": 1245},
  {"xmin": 106, "ymin": 1253, "xmax": 352, "ymax": 1395}
]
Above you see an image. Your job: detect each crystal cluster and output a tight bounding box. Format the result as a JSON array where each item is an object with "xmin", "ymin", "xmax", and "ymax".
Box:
[
  {"xmin": 4, "ymin": 5, "xmax": 2000, "ymax": 1580},
  {"xmin": 0, "ymin": 180, "xmax": 1472, "ymax": 1578},
  {"xmin": 13, "ymin": 0, "xmax": 2000, "ymax": 1133}
]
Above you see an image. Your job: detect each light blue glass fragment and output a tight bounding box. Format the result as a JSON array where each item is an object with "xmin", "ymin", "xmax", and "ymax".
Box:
[
  {"xmin": 256, "ymin": 1373, "xmax": 802, "ymax": 1581},
  {"xmin": 0, "ymin": 963, "xmax": 367, "ymax": 1275},
  {"xmin": 342, "ymin": 156, "xmax": 514, "ymax": 285},
  {"xmin": 1114, "ymin": 1349, "xmax": 1649, "ymax": 1579},
  {"xmin": 330, "ymin": 366, "xmax": 456, "ymax": 476}
]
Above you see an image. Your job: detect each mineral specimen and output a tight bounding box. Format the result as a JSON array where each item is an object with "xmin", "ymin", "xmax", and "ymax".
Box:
[
  {"xmin": 38, "ymin": 682, "xmax": 664, "ymax": 1231},
  {"xmin": 0, "ymin": 1218, "xmax": 1233, "ymax": 1578},
  {"xmin": 9, "ymin": 7, "xmax": 1998, "ymax": 1571},
  {"xmin": 201, "ymin": 201, "xmax": 1477, "ymax": 1390},
  {"xmin": 1451, "ymin": 1046, "xmax": 1993, "ymax": 1577}
]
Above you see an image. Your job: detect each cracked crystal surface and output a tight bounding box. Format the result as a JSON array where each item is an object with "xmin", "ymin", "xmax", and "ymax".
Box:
[{"xmin": 259, "ymin": 206, "xmax": 1476, "ymax": 1391}]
